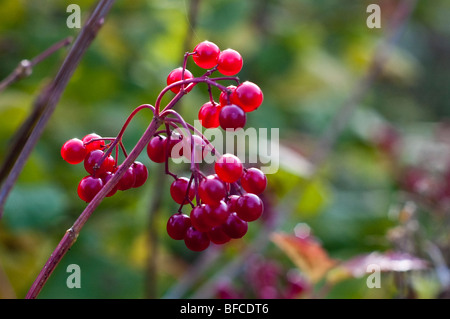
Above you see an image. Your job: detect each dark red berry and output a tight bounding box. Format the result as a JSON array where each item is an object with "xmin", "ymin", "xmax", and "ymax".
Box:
[
  {"xmin": 190, "ymin": 205, "xmax": 212, "ymax": 232},
  {"xmin": 217, "ymin": 49, "xmax": 243, "ymax": 76},
  {"xmin": 198, "ymin": 175, "xmax": 227, "ymax": 205},
  {"xmin": 147, "ymin": 135, "xmax": 167, "ymax": 163},
  {"xmin": 61, "ymin": 138, "xmax": 87, "ymax": 165},
  {"xmin": 241, "ymin": 168, "xmax": 267, "ymax": 195},
  {"xmin": 84, "ymin": 150, "xmax": 116, "ymax": 176},
  {"xmin": 170, "ymin": 177, "xmax": 195, "ymax": 205},
  {"xmin": 219, "ymin": 104, "xmax": 246, "ymax": 131},
  {"xmin": 82, "ymin": 133, "xmax": 106, "ymax": 153},
  {"xmin": 193, "ymin": 41, "xmax": 220, "ymax": 69},
  {"xmin": 100, "ymin": 172, "xmax": 118, "ymax": 197},
  {"xmin": 235, "ymin": 81, "xmax": 263, "ymax": 112},
  {"xmin": 236, "ymin": 193, "xmax": 263, "ymax": 222},
  {"xmin": 77, "ymin": 175, "xmax": 104, "ymax": 202},
  {"xmin": 184, "ymin": 227, "xmax": 210, "ymax": 252},
  {"xmin": 167, "ymin": 214, "xmax": 191, "ymax": 240},
  {"xmin": 167, "ymin": 67, "xmax": 194, "ymax": 94},
  {"xmin": 132, "ymin": 161, "xmax": 148, "ymax": 188},
  {"xmin": 203, "ymin": 200, "xmax": 229, "ymax": 227},
  {"xmin": 227, "ymin": 194, "xmax": 240, "ymax": 212},
  {"xmin": 117, "ymin": 166, "xmax": 136, "ymax": 191},
  {"xmin": 208, "ymin": 225, "xmax": 231, "ymax": 245},
  {"xmin": 198, "ymin": 101, "xmax": 221, "ymax": 129},
  {"xmin": 215, "ymin": 153, "xmax": 243, "ymax": 183},
  {"xmin": 222, "ymin": 212, "xmax": 248, "ymax": 239}
]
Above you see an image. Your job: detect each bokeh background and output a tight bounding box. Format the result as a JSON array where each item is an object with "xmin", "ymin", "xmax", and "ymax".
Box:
[{"xmin": 0, "ymin": 0, "xmax": 449, "ymax": 299}]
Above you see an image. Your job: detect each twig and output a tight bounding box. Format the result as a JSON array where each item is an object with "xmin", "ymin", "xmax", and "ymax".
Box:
[
  {"xmin": 0, "ymin": 0, "xmax": 116, "ymax": 218},
  {"xmin": 0, "ymin": 37, "xmax": 73, "ymax": 93}
]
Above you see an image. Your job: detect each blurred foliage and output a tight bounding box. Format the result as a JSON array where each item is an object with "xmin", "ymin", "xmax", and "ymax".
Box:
[{"xmin": 0, "ymin": 0, "xmax": 449, "ymax": 299}]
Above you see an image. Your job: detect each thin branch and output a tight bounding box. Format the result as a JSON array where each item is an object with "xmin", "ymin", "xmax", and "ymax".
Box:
[
  {"xmin": 0, "ymin": 37, "xmax": 73, "ymax": 93},
  {"xmin": 0, "ymin": 0, "xmax": 116, "ymax": 218}
]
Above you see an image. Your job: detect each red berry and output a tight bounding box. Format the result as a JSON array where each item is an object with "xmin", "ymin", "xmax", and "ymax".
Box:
[
  {"xmin": 236, "ymin": 193, "xmax": 263, "ymax": 222},
  {"xmin": 190, "ymin": 205, "xmax": 212, "ymax": 232},
  {"xmin": 167, "ymin": 67, "xmax": 194, "ymax": 94},
  {"xmin": 215, "ymin": 153, "xmax": 243, "ymax": 183},
  {"xmin": 235, "ymin": 81, "xmax": 263, "ymax": 112},
  {"xmin": 227, "ymin": 194, "xmax": 240, "ymax": 212},
  {"xmin": 222, "ymin": 212, "xmax": 248, "ymax": 239},
  {"xmin": 219, "ymin": 85, "xmax": 239, "ymax": 107},
  {"xmin": 61, "ymin": 138, "xmax": 87, "ymax": 165},
  {"xmin": 82, "ymin": 133, "xmax": 106, "ymax": 153},
  {"xmin": 198, "ymin": 175, "xmax": 227, "ymax": 205},
  {"xmin": 219, "ymin": 104, "xmax": 246, "ymax": 131},
  {"xmin": 170, "ymin": 177, "xmax": 195, "ymax": 205},
  {"xmin": 198, "ymin": 101, "xmax": 221, "ymax": 129},
  {"xmin": 208, "ymin": 225, "xmax": 231, "ymax": 245},
  {"xmin": 167, "ymin": 214, "xmax": 191, "ymax": 240},
  {"xmin": 132, "ymin": 161, "xmax": 148, "ymax": 188},
  {"xmin": 193, "ymin": 41, "xmax": 220, "ymax": 69},
  {"xmin": 203, "ymin": 200, "xmax": 229, "ymax": 227},
  {"xmin": 217, "ymin": 49, "xmax": 243, "ymax": 76},
  {"xmin": 84, "ymin": 150, "xmax": 116, "ymax": 176},
  {"xmin": 181, "ymin": 135, "xmax": 207, "ymax": 163},
  {"xmin": 241, "ymin": 168, "xmax": 267, "ymax": 195},
  {"xmin": 100, "ymin": 172, "xmax": 118, "ymax": 197},
  {"xmin": 147, "ymin": 135, "xmax": 167, "ymax": 163},
  {"xmin": 117, "ymin": 166, "xmax": 136, "ymax": 191},
  {"xmin": 167, "ymin": 134, "xmax": 184, "ymax": 159},
  {"xmin": 77, "ymin": 175, "xmax": 104, "ymax": 202},
  {"xmin": 184, "ymin": 227, "xmax": 210, "ymax": 252}
]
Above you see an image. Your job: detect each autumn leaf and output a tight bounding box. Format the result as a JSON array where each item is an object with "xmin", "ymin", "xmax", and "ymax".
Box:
[{"xmin": 271, "ymin": 232, "xmax": 337, "ymax": 283}]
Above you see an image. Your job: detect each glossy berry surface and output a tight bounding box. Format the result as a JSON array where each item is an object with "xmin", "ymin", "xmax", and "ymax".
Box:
[
  {"xmin": 198, "ymin": 175, "xmax": 227, "ymax": 205},
  {"xmin": 167, "ymin": 67, "xmax": 194, "ymax": 94},
  {"xmin": 132, "ymin": 161, "xmax": 148, "ymax": 188},
  {"xmin": 117, "ymin": 166, "xmax": 136, "ymax": 191},
  {"xmin": 222, "ymin": 212, "xmax": 248, "ymax": 239},
  {"xmin": 82, "ymin": 133, "xmax": 105, "ymax": 153},
  {"xmin": 100, "ymin": 172, "xmax": 118, "ymax": 197},
  {"xmin": 208, "ymin": 225, "xmax": 231, "ymax": 245},
  {"xmin": 170, "ymin": 177, "xmax": 195, "ymax": 205},
  {"xmin": 219, "ymin": 85, "xmax": 238, "ymax": 107},
  {"xmin": 217, "ymin": 49, "xmax": 243, "ymax": 76},
  {"xmin": 61, "ymin": 138, "xmax": 87, "ymax": 165},
  {"xmin": 147, "ymin": 136, "xmax": 167, "ymax": 163},
  {"xmin": 219, "ymin": 104, "xmax": 246, "ymax": 131},
  {"xmin": 198, "ymin": 101, "xmax": 221, "ymax": 129},
  {"xmin": 193, "ymin": 41, "xmax": 220, "ymax": 69},
  {"xmin": 167, "ymin": 214, "xmax": 191, "ymax": 240},
  {"xmin": 236, "ymin": 193, "xmax": 264, "ymax": 222},
  {"xmin": 241, "ymin": 168, "xmax": 267, "ymax": 195},
  {"xmin": 190, "ymin": 205, "xmax": 212, "ymax": 232},
  {"xmin": 235, "ymin": 81, "xmax": 264, "ymax": 112},
  {"xmin": 184, "ymin": 227, "xmax": 210, "ymax": 252},
  {"xmin": 203, "ymin": 200, "xmax": 229, "ymax": 227},
  {"xmin": 215, "ymin": 153, "xmax": 243, "ymax": 183},
  {"xmin": 84, "ymin": 150, "xmax": 115, "ymax": 176},
  {"xmin": 77, "ymin": 175, "xmax": 104, "ymax": 202}
]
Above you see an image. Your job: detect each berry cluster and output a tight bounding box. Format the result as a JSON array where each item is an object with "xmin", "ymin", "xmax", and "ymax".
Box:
[
  {"xmin": 61, "ymin": 133, "xmax": 148, "ymax": 202},
  {"xmin": 61, "ymin": 40, "xmax": 267, "ymax": 252}
]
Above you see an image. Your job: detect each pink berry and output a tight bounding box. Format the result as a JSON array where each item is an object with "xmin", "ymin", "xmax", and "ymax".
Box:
[
  {"xmin": 61, "ymin": 138, "xmax": 87, "ymax": 165},
  {"xmin": 236, "ymin": 193, "xmax": 264, "ymax": 222},
  {"xmin": 219, "ymin": 104, "xmax": 246, "ymax": 131},
  {"xmin": 167, "ymin": 67, "xmax": 194, "ymax": 94},
  {"xmin": 167, "ymin": 214, "xmax": 191, "ymax": 240},
  {"xmin": 215, "ymin": 153, "xmax": 243, "ymax": 183},
  {"xmin": 217, "ymin": 49, "xmax": 243, "ymax": 76},
  {"xmin": 241, "ymin": 168, "xmax": 267, "ymax": 195},
  {"xmin": 77, "ymin": 175, "xmax": 104, "ymax": 202},
  {"xmin": 184, "ymin": 227, "xmax": 210, "ymax": 252},
  {"xmin": 235, "ymin": 81, "xmax": 263, "ymax": 112},
  {"xmin": 193, "ymin": 41, "xmax": 220, "ymax": 69},
  {"xmin": 198, "ymin": 175, "xmax": 227, "ymax": 205}
]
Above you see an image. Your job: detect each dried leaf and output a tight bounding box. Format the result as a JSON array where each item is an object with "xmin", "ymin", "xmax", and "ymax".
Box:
[{"xmin": 271, "ymin": 232, "xmax": 337, "ymax": 283}]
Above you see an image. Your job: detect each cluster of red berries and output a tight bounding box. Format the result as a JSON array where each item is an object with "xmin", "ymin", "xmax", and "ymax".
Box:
[
  {"xmin": 61, "ymin": 40, "xmax": 267, "ymax": 252},
  {"xmin": 166, "ymin": 41, "xmax": 263, "ymax": 131},
  {"xmin": 165, "ymin": 154, "xmax": 267, "ymax": 252},
  {"xmin": 61, "ymin": 133, "xmax": 148, "ymax": 202}
]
